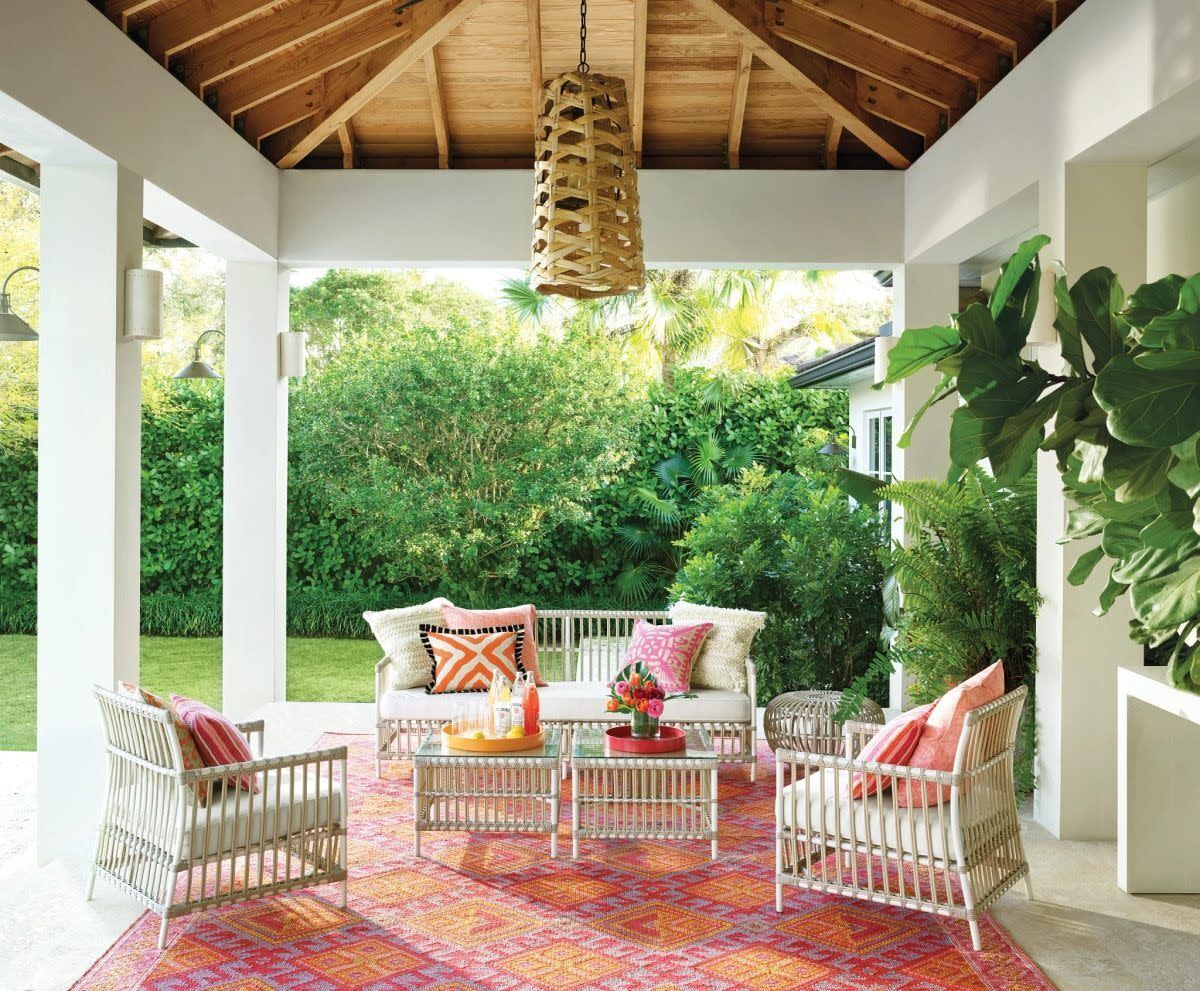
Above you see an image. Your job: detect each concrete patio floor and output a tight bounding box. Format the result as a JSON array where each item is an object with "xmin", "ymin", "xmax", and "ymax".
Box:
[{"xmin": 1, "ymin": 702, "xmax": 1197, "ymax": 991}]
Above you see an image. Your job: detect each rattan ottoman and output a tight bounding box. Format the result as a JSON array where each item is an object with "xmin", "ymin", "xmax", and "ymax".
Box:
[
  {"xmin": 763, "ymin": 690, "xmax": 885, "ymax": 754},
  {"xmin": 412, "ymin": 732, "xmax": 562, "ymax": 858},
  {"xmin": 570, "ymin": 726, "xmax": 719, "ymax": 860}
]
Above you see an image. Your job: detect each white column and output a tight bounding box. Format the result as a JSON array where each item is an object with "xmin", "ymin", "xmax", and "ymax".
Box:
[
  {"xmin": 36, "ymin": 163, "xmax": 143, "ymax": 863},
  {"xmin": 887, "ymin": 264, "xmax": 959, "ymax": 708},
  {"xmin": 1034, "ymin": 163, "xmax": 1147, "ymax": 839},
  {"xmin": 222, "ymin": 262, "xmax": 289, "ymax": 721}
]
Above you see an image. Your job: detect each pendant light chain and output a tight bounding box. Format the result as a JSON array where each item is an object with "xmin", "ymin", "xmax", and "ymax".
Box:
[{"xmin": 578, "ymin": 0, "xmax": 589, "ymax": 73}]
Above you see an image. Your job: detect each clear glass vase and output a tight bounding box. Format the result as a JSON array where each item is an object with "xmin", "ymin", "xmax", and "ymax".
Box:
[{"xmin": 630, "ymin": 709, "xmax": 659, "ymax": 739}]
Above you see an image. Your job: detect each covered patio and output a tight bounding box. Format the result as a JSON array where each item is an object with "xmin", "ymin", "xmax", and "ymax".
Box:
[{"xmin": 2, "ymin": 0, "xmax": 1200, "ymax": 988}]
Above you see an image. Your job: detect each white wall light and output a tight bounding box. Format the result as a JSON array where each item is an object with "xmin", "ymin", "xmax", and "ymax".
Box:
[
  {"xmin": 278, "ymin": 331, "xmax": 307, "ymax": 378},
  {"xmin": 124, "ymin": 268, "xmax": 163, "ymax": 341},
  {"xmin": 873, "ymin": 335, "xmax": 899, "ymax": 385}
]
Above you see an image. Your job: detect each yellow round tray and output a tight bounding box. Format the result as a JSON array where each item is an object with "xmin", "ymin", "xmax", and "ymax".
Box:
[{"xmin": 441, "ymin": 724, "xmax": 546, "ymax": 753}]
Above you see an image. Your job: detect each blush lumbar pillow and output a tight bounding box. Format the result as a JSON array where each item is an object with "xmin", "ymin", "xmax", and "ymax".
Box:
[
  {"xmin": 896, "ymin": 661, "xmax": 1006, "ymax": 808},
  {"xmin": 668, "ymin": 601, "xmax": 765, "ymax": 693},
  {"xmin": 620, "ymin": 619, "xmax": 713, "ymax": 693},
  {"xmin": 442, "ymin": 603, "xmax": 545, "ymax": 685},
  {"xmin": 849, "ymin": 702, "xmax": 935, "ymax": 800},
  {"xmin": 171, "ymin": 695, "xmax": 260, "ymax": 796},
  {"xmin": 364, "ymin": 597, "xmax": 453, "ymax": 690},
  {"xmin": 419, "ymin": 624, "xmax": 525, "ymax": 694}
]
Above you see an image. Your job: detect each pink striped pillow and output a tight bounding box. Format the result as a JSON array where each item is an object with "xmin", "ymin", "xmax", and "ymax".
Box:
[
  {"xmin": 850, "ymin": 703, "xmax": 934, "ymax": 800},
  {"xmin": 171, "ymin": 695, "xmax": 259, "ymax": 795}
]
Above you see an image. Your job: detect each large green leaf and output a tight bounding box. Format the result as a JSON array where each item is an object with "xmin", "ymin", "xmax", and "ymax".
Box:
[
  {"xmin": 1070, "ymin": 267, "xmax": 1128, "ymax": 371},
  {"xmin": 1095, "ymin": 350, "xmax": 1200, "ymax": 447},
  {"xmin": 948, "ymin": 405, "xmax": 989, "ymax": 471},
  {"xmin": 1124, "ymin": 274, "xmax": 1183, "ymax": 328},
  {"xmin": 1102, "ymin": 443, "xmax": 1175, "ymax": 503},
  {"xmin": 1041, "ymin": 380, "xmax": 1101, "ymax": 455},
  {"xmin": 985, "ymin": 383, "xmax": 1067, "ymax": 485},
  {"xmin": 835, "ymin": 468, "xmax": 888, "ymax": 504},
  {"xmin": 958, "ymin": 303, "xmax": 1021, "ymax": 358},
  {"xmin": 1141, "ymin": 512, "xmax": 1196, "ymax": 549},
  {"xmin": 1053, "ymin": 275, "xmax": 1089, "ymax": 375},
  {"xmin": 1113, "ymin": 531, "xmax": 1200, "ymax": 583},
  {"xmin": 1139, "ymin": 309, "xmax": 1200, "ymax": 350},
  {"xmin": 1067, "ymin": 545, "xmax": 1105, "ymax": 587},
  {"xmin": 1131, "ymin": 557, "xmax": 1200, "ymax": 629},
  {"xmin": 1094, "ymin": 570, "xmax": 1129, "ymax": 615},
  {"xmin": 1101, "ymin": 519, "xmax": 1144, "ymax": 560},
  {"xmin": 990, "ymin": 234, "xmax": 1050, "ymax": 322},
  {"xmin": 882, "ymin": 325, "xmax": 961, "ymax": 384}
]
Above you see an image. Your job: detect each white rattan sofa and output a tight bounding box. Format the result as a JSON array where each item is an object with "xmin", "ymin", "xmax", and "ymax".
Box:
[
  {"xmin": 376, "ymin": 608, "xmax": 759, "ymax": 779},
  {"xmin": 775, "ymin": 686, "xmax": 1031, "ymax": 951},
  {"xmin": 89, "ymin": 686, "xmax": 348, "ymax": 948}
]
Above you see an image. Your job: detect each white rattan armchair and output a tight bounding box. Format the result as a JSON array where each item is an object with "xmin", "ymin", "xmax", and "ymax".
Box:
[
  {"xmin": 87, "ymin": 686, "xmax": 348, "ymax": 949},
  {"xmin": 775, "ymin": 686, "xmax": 1031, "ymax": 951}
]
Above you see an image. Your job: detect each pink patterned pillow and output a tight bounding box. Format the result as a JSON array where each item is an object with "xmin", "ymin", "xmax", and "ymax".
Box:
[
  {"xmin": 443, "ymin": 604, "xmax": 545, "ymax": 686},
  {"xmin": 623, "ymin": 619, "xmax": 713, "ymax": 692},
  {"xmin": 897, "ymin": 661, "xmax": 1005, "ymax": 807},
  {"xmin": 849, "ymin": 703, "xmax": 934, "ymax": 800},
  {"xmin": 171, "ymin": 695, "xmax": 259, "ymax": 796}
]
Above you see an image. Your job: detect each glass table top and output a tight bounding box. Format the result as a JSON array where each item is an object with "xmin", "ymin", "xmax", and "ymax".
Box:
[
  {"xmin": 413, "ymin": 731, "xmax": 561, "ymax": 761},
  {"xmin": 571, "ymin": 726, "xmax": 718, "ymax": 762}
]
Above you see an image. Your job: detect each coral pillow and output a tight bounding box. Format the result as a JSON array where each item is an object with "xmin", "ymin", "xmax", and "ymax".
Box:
[
  {"xmin": 897, "ymin": 662, "xmax": 1005, "ymax": 808},
  {"xmin": 119, "ymin": 683, "xmax": 210, "ymax": 806},
  {"xmin": 850, "ymin": 703, "xmax": 934, "ymax": 800},
  {"xmin": 623, "ymin": 619, "xmax": 713, "ymax": 693},
  {"xmin": 442, "ymin": 604, "xmax": 545, "ymax": 685},
  {"xmin": 420, "ymin": 624, "xmax": 525, "ymax": 694},
  {"xmin": 171, "ymin": 695, "xmax": 259, "ymax": 796}
]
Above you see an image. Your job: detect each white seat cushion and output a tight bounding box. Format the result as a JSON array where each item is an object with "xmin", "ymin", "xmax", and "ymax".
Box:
[
  {"xmin": 779, "ymin": 768, "xmax": 950, "ymax": 861},
  {"xmin": 379, "ymin": 682, "xmax": 751, "ymax": 723},
  {"xmin": 177, "ymin": 775, "xmax": 343, "ymax": 861}
]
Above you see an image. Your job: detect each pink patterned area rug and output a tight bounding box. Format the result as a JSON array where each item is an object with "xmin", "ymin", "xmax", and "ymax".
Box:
[{"xmin": 73, "ymin": 734, "xmax": 1055, "ymax": 991}]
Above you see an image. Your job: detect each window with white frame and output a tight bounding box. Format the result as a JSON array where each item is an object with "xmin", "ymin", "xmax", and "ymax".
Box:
[{"xmin": 865, "ymin": 410, "xmax": 893, "ymax": 482}]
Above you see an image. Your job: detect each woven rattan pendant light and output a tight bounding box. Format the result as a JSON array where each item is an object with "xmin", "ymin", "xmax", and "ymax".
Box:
[{"xmin": 530, "ymin": 0, "xmax": 645, "ymax": 299}]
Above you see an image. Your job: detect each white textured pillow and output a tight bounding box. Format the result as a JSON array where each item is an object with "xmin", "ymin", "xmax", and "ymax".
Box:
[
  {"xmin": 668, "ymin": 601, "xmax": 765, "ymax": 692},
  {"xmin": 365, "ymin": 598, "xmax": 453, "ymax": 690}
]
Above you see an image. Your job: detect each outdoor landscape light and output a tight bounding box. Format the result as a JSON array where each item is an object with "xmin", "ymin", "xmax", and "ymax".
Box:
[
  {"xmin": 0, "ymin": 265, "xmax": 39, "ymax": 342},
  {"xmin": 818, "ymin": 441, "xmax": 849, "ymax": 458},
  {"xmin": 174, "ymin": 328, "xmax": 224, "ymax": 380}
]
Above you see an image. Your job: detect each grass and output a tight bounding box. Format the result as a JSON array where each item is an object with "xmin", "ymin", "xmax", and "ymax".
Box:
[{"xmin": 0, "ymin": 634, "xmax": 380, "ymax": 752}]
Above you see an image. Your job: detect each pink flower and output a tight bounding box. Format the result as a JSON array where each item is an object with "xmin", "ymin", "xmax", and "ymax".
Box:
[
  {"xmin": 615, "ymin": 681, "xmax": 629, "ymax": 696},
  {"xmin": 646, "ymin": 698, "xmax": 664, "ymax": 719}
]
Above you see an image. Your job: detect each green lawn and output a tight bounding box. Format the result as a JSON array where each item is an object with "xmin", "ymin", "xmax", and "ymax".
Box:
[{"xmin": 0, "ymin": 635, "xmax": 379, "ymax": 751}]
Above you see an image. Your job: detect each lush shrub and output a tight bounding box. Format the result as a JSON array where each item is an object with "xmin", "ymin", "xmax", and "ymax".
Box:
[{"xmin": 671, "ymin": 468, "xmax": 888, "ymax": 705}]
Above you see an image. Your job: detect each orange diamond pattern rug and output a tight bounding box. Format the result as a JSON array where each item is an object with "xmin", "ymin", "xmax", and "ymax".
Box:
[{"xmin": 72, "ymin": 734, "xmax": 1055, "ymax": 991}]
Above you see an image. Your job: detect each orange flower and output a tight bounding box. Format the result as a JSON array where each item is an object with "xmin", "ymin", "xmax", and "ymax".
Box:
[
  {"xmin": 637, "ymin": 700, "xmax": 649, "ymax": 713},
  {"xmin": 606, "ymin": 698, "xmax": 620, "ymax": 712},
  {"xmin": 630, "ymin": 673, "xmax": 642, "ymax": 687},
  {"xmin": 620, "ymin": 694, "xmax": 633, "ymax": 706}
]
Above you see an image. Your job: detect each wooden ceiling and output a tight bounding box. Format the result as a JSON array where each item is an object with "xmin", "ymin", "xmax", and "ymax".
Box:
[{"xmin": 101, "ymin": 0, "xmax": 1082, "ymax": 170}]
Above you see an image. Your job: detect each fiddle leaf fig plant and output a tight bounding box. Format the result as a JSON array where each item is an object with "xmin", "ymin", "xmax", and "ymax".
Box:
[{"xmin": 878, "ymin": 234, "xmax": 1200, "ymax": 695}]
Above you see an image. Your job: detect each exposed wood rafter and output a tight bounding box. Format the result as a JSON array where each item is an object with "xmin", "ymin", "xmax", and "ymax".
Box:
[
  {"xmin": 856, "ymin": 75, "xmax": 946, "ymax": 143},
  {"xmin": 180, "ymin": 0, "xmax": 395, "ymax": 94},
  {"xmin": 767, "ymin": 1, "xmax": 973, "ymax": 112},
  {"xmin": 632, "ymin": 0, "xmax": 648, "ymax": 165},
  {"xmin": 272, "ymin": 0, "xmax": 485, "ymax": 169},
  {"xmin": 425, "ymin": 47, "xmax": 452, "ymax": 169},
  {"xmin": 905, "ymin": 0, "xmax": 1040, "ymax": 57},
  {"xmin": 105, "ymin": 0, "xmax": 159, "ymax": 30},
  {"xmin": 338, "ymin": 120, "xmax": 358, "ymax": 168},
  {"xmin": 214, "ymin": 6, "xmax": 409, "ymax": 121},
  {"xmin": 694, "ymin": 0, "xmax": 914, "ymax": 168},
  {"xmin": 726, "ymin": 46, "xmax": 753, "ymax": 169},
  {"xmin": 147, "ymin": 0, "xmax": 277, "ymax": 64},
  {"xmin": 241, "ymin": 79, "xmax": 325, "ymax": 147},
  {"xmin": 527, "ymin": 0, "xmax": 544, "ymax": 131},
  {"xmin": 823, "ymin": 116, "xmax": 842, "ymax": 169}
]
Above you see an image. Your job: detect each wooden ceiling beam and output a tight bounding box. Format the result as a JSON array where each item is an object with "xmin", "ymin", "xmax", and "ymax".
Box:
[
  {"xmin": 794, "ymin": 0, "xmax": 1003, "ymax": 86},
  {"xmin": 856, "ymin": 75, "xmax": 947, "ymax": 142},
  {"xmin": 105, "ymin": 0, "xmax": 159, "ymax": 30},
  {"xmin": 527, "ymin": 0, "xmax": 544, "ymax": 132},
  {"xmin": 338, "ymin": 120, "xmax": 358, "ymax": 168},
  {"xmin": 1050, "ymin": 0, "xmax": 1082, "ymax": 27},
  {"xmin": 425, "ymin": 48, "xmax": 452, "ymax": 169},
  {"xmin": 214, "ymin": 6, "xmax": 409, "ymax": 121},
  {"xmin": 147, "ymin": 0, "xmax": 278, "ymax": 64},
  {"xmin": 726, "ymin": 45, "xmax": 753, "ymax": 168},
  {"xmin": 241, "ymin": 79, "xmax": 325, "ymax": 147},
  {"xmin": 272, "ymin": 0, "xmax": 485, "ymax": 169},
  {"xmin": 767, "ymin": 1, "xmax": 973, "ymax": 112},
  {"xmin": 823, "ymin": 116, "xmax": 842, "ymax": 169},
  {"xmin": 693, "ymin": 0, "xmax": 913, "ymax": 167},
  {"xmin": 904, "ymin": 0, "xmax": 1040, "ymax": 57},
  {"xmin": 632, "ymin": 0, "xmax": 648, "ymax": 165},
  {"xmin": 180, "ymin": 0, "xmax": 395, "ymax": 94}
]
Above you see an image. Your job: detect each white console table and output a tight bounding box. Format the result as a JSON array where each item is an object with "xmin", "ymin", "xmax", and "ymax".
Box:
[{"xmin": 1117, "ymin": 666, "xmax": 1200, "ymax": 893}]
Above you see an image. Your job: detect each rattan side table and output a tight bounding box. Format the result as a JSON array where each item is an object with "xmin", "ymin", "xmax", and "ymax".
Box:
[{"xmin": 763, "ymin": 690, "xmax": 884, "ymax": 754}]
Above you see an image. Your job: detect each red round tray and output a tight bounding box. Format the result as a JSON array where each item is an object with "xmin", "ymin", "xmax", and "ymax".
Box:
[{"xmin": 604, "ymin": 724, "xmax": 687, "ymax": 754}]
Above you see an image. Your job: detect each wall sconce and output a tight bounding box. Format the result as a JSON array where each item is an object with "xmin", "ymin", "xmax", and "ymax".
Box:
[
  {"xmin": 174, "ymin": 329, "xmax": 223, "ymax": 379},
  {"xmin": 278, "ymin": 331, "xmax": 307, "ymax": 378},
  {"xmin": 873, "ymin": 335, "xmax": 899, "ymax": 385},
  {"xmin": 0, "ymin": 266, "xmax": 39, "ymax": 341},
  {"xmin": 124, "ymin": 268, "xmax": 163, "ymax": 341}
]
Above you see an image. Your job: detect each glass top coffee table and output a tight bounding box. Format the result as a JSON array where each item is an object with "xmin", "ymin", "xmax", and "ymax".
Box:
[
  {"xmin": 412, "ymin": 731, "xmax": 562, "ymax": 858},
  {"xmin": 570, "ymin": 726, "xmax": 719, "ymax": 860}
]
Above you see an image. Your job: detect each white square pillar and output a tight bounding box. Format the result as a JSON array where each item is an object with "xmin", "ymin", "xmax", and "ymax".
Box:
[
  {"xmin": 1034, "ymin": 163, "xmax": 1148, "ymax": 840},
  {"xmin": 887, "ymin": 264, "xmax": 959, "ymax": 708},
  {"xmin": 222, "ymin": 262, "xmax": 289, "ymax": 720},
  {"xmin": 36, "ymin": 163, "xmax": 143, "ymax": 863}
]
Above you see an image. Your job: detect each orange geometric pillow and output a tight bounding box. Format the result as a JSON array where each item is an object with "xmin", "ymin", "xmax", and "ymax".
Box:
[
  {"xmin": 118, "ymin": 682, "xmax": 210, "ymax": 806},
  {"xmin": 419, "ymin": 624, "xmax": 525, "ymax": 694}
]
